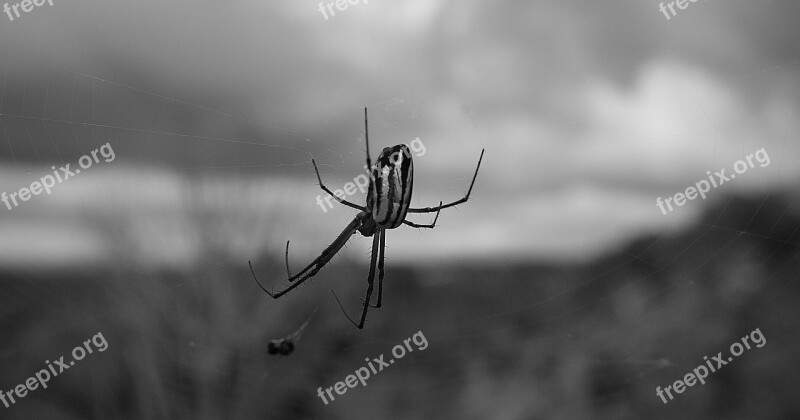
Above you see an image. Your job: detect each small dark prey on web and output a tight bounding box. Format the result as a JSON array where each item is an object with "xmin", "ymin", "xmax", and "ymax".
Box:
[{"xmin": 267, "ymin": 308, "xmax": 317, "ymax": 356}]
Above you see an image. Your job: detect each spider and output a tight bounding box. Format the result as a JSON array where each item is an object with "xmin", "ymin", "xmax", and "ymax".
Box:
[{"xmin": 249, "ymin": 108, "xmax": 484, "ymax": 329}]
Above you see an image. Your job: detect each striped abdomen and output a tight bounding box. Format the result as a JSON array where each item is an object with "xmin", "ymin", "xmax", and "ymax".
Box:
[{"xmin": 367, "ymin": 145, "xmax": 414, "ymax": 229}]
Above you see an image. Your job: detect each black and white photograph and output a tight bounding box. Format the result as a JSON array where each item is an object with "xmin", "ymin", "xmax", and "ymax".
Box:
[{"xmin": 1, "ymin": 0, "xmax": 799, "ymax": 418}]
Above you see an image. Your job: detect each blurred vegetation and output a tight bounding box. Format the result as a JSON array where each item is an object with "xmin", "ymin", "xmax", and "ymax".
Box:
[{"xmin": 1, "ymin": 192, "xmax": 799, "ymax": 419}]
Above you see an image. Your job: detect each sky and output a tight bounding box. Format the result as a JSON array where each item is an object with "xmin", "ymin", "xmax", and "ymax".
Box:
[{"xmin": 0, "ymin": 0, "xmax": 798, "ymax": 269}]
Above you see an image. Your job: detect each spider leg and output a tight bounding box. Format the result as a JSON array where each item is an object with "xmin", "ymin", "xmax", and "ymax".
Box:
[
  {"xmin": 369, "ymin": 229, "xmax": 386, "ymax": 308},
  {"xmin": 309, "ymin": 108, "xmax": 373, "ymax": 213},
  {"xmin": 249, "ymin": 214, "xmax": 365, "ymax": 298},
  {"xmin": 364, "ymin": 107, "xmax": 372, "ymax": 170},
  {"xmin": 330, "ymin": 289, "xmax": 358, "ymax": 327},
  {"xmin": 332, "ymin": 231, "xmax": 380, "ymax": 329},
  {"xmin": 403, "ymin": 202, "xmax": 443, "ymax": 229},
  {"xmin": 312, "ymin": 159, "xmax": 366, "ymax": 211},
  {"xmin": 284, "ymin": 240, "xmax": 292, "ymax": 277},
  {"xmin": 407, "ymin": 149, "xmax": 485, "ymax": 213}
]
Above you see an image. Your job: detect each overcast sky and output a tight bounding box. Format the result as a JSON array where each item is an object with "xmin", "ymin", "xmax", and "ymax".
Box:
[{"xmin": 0, "ymin": 0, "xmax": 798, "ymax": 269}]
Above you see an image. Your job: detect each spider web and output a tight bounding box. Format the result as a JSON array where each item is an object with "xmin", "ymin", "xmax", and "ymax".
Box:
[
  {"xmin": 0, "ymin": 30, "xmax": 799, "ymax": 420},
  {"xmin": 0, "ymin": 47, "xmax": 451, "ymax": 417}
]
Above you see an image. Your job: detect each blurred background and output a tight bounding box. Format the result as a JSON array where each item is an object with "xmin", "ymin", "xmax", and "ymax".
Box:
[{"xmin": 0, "ymin": 0, "xmax": 799, "ymax": 418}]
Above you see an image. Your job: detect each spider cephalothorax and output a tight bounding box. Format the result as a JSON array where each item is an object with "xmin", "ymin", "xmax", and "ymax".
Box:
[
  {"xmin": 355, "ymin": 212, "xmax": 378, "ymax": 237},
  {"xmin": 249, "ymin": 108, "xmax": 484, "ymax": 329}
]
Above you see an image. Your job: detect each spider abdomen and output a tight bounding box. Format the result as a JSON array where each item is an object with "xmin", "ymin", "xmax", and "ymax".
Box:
[{"xmin": 367, "ymin": 145, "xmax": 414, "ymax": 229}]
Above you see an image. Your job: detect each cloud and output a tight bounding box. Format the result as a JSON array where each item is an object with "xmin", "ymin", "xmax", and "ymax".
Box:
[{"xmin": 1, "ymin": 0, "xmax": 799, "ymax": 267}]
